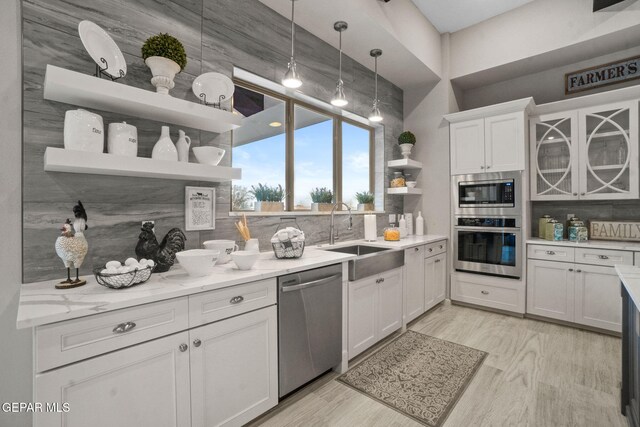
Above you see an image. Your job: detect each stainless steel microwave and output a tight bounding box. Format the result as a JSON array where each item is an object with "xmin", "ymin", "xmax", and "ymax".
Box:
[{"xmin": 453, "ymin": 171, "xmax": 521, "ymax": 216}]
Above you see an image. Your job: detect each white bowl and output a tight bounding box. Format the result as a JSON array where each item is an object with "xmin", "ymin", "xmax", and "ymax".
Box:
[
  {"xmin": 406, "ymin": 181, "xmax": 417, "ymax": 188},
  {"xmin": 175, "ymin": 249, "xmax": 219, "ymax": 277},
  {"xmin": 231, "ymin": 251, "xmax": 260, "ymax": 270},
  {"xmin": 193, "ymin": 146, "xmax": 225, "ymax": 166}
]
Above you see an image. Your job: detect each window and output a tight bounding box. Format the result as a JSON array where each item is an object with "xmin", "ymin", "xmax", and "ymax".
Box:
[{"xmin": 231, "ymin": 81, "xmax": 375, "ymax": 213}]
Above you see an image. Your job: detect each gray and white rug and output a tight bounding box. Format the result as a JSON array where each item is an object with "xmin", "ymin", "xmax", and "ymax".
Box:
[{"xmin": 337, "ymin": 330, "xmax": 487, "ymax": 426}]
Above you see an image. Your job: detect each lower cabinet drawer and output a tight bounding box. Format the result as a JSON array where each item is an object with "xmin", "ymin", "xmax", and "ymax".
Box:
[
  {"xmin": 189, "ymin": 278, "xmax": 277, "ymax": 327},
  {"xmin": 35, "ymin": 297, "xmax": 189, "ymax": 373},
  {"xmin": 425, "ymin": 240, "xmax": 447, "ymax": 257},
  {"xmin": 528, "ymin": 244, "xmax": 575, "ymax": 262},
  {"xmin": 451, "ymin": 273, "xmax": 524, "ymax": 314},
  {"xmin": 575, "ymin": 247, "xmax": 633, "ymax": 267}
]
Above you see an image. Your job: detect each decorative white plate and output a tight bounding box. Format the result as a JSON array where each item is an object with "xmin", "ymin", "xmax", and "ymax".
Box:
[
  {"xmin": 192, "ymin": 72, "xmax": 235, "ymax": 105},
  {"xmin": 78, "ymin": 20, "xmax": 127, "ymax": 79}
]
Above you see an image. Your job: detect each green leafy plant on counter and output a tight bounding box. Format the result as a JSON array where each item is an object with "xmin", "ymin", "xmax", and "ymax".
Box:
[
  {"xmin": 310, "ymin": 187, "xmax": 333, "ymax": 204},
  {"xmin": 250, "ymin": 183, "xmax": 285, "ymax": 202},
  {"xmin": 397, "ymin": 131, "xmax": 416, "ymax": 145},
  {"xmin": 355, "ymin": 191, "xmax": 374, "ymax": 204},
  {"xmin": 141, "ymin": 33, "xmax": 187, "ymax": 71}
]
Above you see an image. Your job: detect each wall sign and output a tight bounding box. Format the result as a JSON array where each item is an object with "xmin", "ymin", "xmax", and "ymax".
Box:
[
  {"xmin": 565, "ymin": 55, "xmax": 640, "ymax": 95},
  {"xmin": 185, "ymin": 186, "xmax": 215, "ymax": 231},
  {"xmin": 589, "ymin": 220, "xmax": 640, "ymax": 242}
]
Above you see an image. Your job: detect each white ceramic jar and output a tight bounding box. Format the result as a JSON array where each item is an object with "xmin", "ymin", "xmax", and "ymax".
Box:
[
  {"xmin": 108, "ymin": 121, "xmax": 138, "ymax": 157},
  {"xmin": 64, "ymin": 109, "xmax": 104, "ymax": 152}
]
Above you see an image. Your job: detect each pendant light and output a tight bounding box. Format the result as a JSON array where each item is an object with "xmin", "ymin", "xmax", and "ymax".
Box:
[
  {"xmin": 282, "ymin": 0, "xmax": 302, "ymax": 89},
  {"xmin": 330, "ymin": 21, "xmax": 348, "ymax": 107},
  {"xmin": 368, "ymin": 49, "xmax": 383, "ymax": 122}
]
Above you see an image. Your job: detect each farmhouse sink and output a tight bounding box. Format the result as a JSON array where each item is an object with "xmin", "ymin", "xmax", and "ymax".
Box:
[{"xmin": 323, "ymin": 245, "xmax": 404, "ymax": 281}]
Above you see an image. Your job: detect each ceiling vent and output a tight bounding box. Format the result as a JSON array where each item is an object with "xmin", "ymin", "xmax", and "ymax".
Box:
[{"xmin": 593, "ymin": 0, "xmax": 626, "ymax": 12}]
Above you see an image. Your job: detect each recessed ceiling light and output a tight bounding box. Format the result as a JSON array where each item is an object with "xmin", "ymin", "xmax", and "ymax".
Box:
[{"xmin": 269, "ymin": 121, "xmax": 282, "ymax": 127}]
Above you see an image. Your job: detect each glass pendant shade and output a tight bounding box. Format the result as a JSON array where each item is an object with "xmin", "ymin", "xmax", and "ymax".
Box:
[
  {"xmin": 368, "ymin": 101, "xmax": 383, "ymax": 122},
  {"xmin": 331, "ymin": 80, "xmax": 348, "ymax": 107},
  {"xmin": 368, "ymin": 48, "xmax": 383, "ymax": 122},
  {"xmin": 282, "ymin": 0, "xmax": 302, "ymax": 89}
]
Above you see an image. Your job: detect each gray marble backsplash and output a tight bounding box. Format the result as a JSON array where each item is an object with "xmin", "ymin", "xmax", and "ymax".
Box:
[{"xmin": 21, "ymin": 0, "xmax": 404, "ymax": 282}]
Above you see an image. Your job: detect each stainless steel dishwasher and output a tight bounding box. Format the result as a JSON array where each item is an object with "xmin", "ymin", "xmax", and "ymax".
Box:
[{"xmin": 278, "ymin": 263, "xmax": 342, "ymax": 397}]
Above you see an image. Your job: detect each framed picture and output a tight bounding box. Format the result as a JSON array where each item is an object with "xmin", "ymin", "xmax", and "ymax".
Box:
[{"xmin": 185, "ymin": 186, "xmax": 215, "ymax": 231}]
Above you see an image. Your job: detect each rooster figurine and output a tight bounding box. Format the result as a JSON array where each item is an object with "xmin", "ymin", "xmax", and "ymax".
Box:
[
  {"xmin": 135, "ymin": 222, "xmax": 186, "ymax": 273},
  {"xmin": 54, "ymin": 201, "xmax": 89, "ymax": 289}
]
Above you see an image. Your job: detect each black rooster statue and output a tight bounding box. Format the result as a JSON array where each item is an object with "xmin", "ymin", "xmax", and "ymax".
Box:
[{"xmin": 135, "ymin": 222, "xmax": 186, "ymax": 273}]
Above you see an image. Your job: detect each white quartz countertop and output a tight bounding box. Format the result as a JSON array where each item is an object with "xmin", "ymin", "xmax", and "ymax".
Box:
[
  {"xmin": 527, "ymin": 237, "xmax": 640, "ymax": 252},
  {"xmin": 616, "ymin": 265, "xmax": 640, "ymax": 309},
  {"xmin": 16, "ymin": 235, "xmax": 447, "ymax": 329}
]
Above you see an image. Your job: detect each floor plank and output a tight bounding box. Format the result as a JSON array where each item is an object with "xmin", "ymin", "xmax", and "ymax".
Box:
[{"xmin": 250, "ymin": 301, "xmax": 626, "ymax": 427}]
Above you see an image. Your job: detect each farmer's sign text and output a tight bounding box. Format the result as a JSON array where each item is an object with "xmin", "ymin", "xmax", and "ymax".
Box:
[{"xmin": 565, "ymin": 56, "xmax": 640, "ymax": 95}]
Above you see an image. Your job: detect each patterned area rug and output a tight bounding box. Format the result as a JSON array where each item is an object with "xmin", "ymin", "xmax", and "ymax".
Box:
[{"xmin": 337, "ymin": 330, "xmax": 487, "ymax": 426}]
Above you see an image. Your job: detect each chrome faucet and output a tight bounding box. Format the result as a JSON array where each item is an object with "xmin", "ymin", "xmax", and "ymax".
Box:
[{"xmin": 330, "ymin": 203, "xmax": 352, "ymax": 245}]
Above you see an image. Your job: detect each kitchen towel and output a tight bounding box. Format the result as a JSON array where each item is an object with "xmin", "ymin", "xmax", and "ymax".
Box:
[{"xmin": 364, "ymin": 214, "xmax": 377, "ymax": 241}]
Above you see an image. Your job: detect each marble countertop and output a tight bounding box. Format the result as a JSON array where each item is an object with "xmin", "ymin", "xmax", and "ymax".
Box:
[
  {"xmin": 616, "ymin": 265, "xmax": 640, "ymax": 309},
  {"xmin": 16, "ymin": 235, "xmax": 447, "ymax": 329},
  {"xmin": 527, "ymin": 237, "xmax": 640, "ymax": 252}
]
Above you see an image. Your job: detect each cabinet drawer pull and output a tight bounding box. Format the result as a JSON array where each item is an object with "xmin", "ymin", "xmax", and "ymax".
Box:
[
  {"xmin": 179, "ymin": 343, "xmax": 188, "ymax": 352},
  {"xmin": 576, "ymin": 269, "xmax": 582, "ymax": 273},
  {"xmin": 428, "ymin": 248, "xmax": 433, "ymax": 252},
  {"xmin": 415, "ymin": 247, "xmax": 420, "ymax": 252},
  {"xmin": 193, "ymin": 339, "xmax": 201, "ymax": 348},
  {"xmin": 573, "ymin": 193, "xmax": 578, "ymax": 196},
  {"xmin": 581, "ymin": 192, "xmax": 586, "ymax": 196},
  {"xmin": 480, "ymin": 166, "xmax": 485, "ymax": 169},
  {"xmin": 376, "ymin": 278, "xmax": 385, "ymax": 284},
  {"xmin": 545, "ymin": 250, "xmax": 556, "ymax": 255},
  {"xmin": 481, "ymin": 290, "xmax": 489, "ymax": 295},
  {"xmin": 598, "ymin": 255, "xmax": 609, "ymax": 260},
  {"xmin": 486, "ymin": 165, "xmax": 491, "ymax": 169},
  {"xmin": 439, "ymin": 245, "xmax": 443, "ymax": 249},
  {"xmin": 435, "ymin": 259, "xmax": 441, "ymax": 263},
  {"xmin": 568, "ymin": 268, "xmax": 574, "ymax": 272},
  {"xmin": 229, "ymin": 296, "xmax": 244, "ymax": 304},
  {"xmin": 113, "ymin": 321, "xmax": 136, "ymax": 334}
]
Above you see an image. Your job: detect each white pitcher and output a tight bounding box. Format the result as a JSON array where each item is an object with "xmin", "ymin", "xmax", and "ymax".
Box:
[
  {"xmin": 152, "ymin": 126, "xmax": 178, "ymax": 161},
  {"xmin": 176, "ymin": 130, "xmax": 191, "ymax": 163}
]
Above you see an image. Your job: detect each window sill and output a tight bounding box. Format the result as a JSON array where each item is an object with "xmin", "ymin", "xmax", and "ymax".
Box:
[{"xmin": 228, "ymin": 210, "xmax": 385, "ymax": 217}]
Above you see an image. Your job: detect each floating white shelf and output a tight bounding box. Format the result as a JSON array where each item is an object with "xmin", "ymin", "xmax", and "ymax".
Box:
[
  {"xmin": 386, "ymin": 187, "xmax": 422, "ymax": 195},
  {"xmin": 43, "ymin": 65, "xmax": 243, "ymax": 134},
  {"xmin": 387, "ymin": 158, "xmax": 423, "ymax": 170},
  {"xmin": 44, "ymin": 147, "xmax": 241, "ymax": 182}
]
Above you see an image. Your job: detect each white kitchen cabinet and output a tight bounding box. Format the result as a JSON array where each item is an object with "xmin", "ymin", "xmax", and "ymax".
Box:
[
  {"xmin": 450, "ymin": 119, "xmax": 486, "ymax": 174},
  {"xmin": 348, "ymin": 268, "xmax": 403, "ymax": 359},
  {"xmin": 527, "ymin": 259, "xmax": 575, "ymax": 322},
  {"xmin": 35, "ymin": 331, "xmax": 192, "ymax": 427},
  {"xmin": 189, "ymin": 306, "xmax": 278, "ymax": 427},
  {"xmin": 484, "ymin": 112, "xmax": 526, "ymax": 172},
  {"xmin": 425, "ymin": 252, "xmax": 447, "ymax": 311},
  {"xmin": 531, "ymin": 100, "xmax": 638, "ymax": 201},
  {"xmin": 574, "ymin": 264, "xmax": 622, "ymax": 332},
  {"xmin": 404, "ymin": 246, "xmax": 425, "ymax": 323}
]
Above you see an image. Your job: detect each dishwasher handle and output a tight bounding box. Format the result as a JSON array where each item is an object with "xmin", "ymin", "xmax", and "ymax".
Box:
[{"xmin": 280, "ymin": 274, "xmax": 341, "ymax": 293}]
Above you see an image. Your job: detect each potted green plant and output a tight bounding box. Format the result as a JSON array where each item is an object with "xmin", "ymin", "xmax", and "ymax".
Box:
[
  {"xmin": 398, "ymin": 131, "xmax": 416, "ymax": 159},
  {"xmin": 250, "ymin": 183, "xmax": 285, "ymax": 212},
  {"xmin": 141, "ymin": 33, "xmax": 187, "ymax": 95},
  {"xmin": 310, "ymin": 187, "xmax": 334, "ymax": 212},
  {"xmin": 355, "ymin": 191, "xmax": 375, "ymax": 211}
]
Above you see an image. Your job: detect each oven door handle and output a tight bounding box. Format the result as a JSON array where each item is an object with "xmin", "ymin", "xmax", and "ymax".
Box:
[{"xmin": 454, "ymin": 226, "xmax": 521, "ymax": 233}]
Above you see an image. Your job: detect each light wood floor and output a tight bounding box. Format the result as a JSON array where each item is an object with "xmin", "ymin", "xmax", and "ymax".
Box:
[{"xmin": 250, "ymin": 301, "xmax": 627, "ymax": 427}]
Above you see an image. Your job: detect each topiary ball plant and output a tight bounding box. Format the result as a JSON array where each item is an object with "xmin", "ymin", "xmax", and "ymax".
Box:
[
  {"xmin": 398, "ymin": 131, "xmax": 416, "ymax": 145},
  {"xmin": 141, "ymin": 33, "xmax": 187, "ymax": 71}
]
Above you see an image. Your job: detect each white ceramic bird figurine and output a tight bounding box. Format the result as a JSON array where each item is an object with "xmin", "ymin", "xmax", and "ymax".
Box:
[{"xmin": 54, "ymin": 201, "xmax": 89, "ymax": 289}]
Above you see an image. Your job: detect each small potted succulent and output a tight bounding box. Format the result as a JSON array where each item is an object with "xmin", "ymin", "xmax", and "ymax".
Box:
[
  {"xmin": 250, "ymin": 183, "xmax": 285, "ymax": 212},
  {"xmin": 310, "ymin": 187, "xmax": 334, "ymax": 212},
  {"xmin": 355, "ymin": 191, "xmax": 375, "ymax": 212},
  {"xmin": 398, "ymin": 131, "xmax": 416, "ymax": 159},
  {"xmin": 141, "ymin": 33, "xmax": 187, "ymax": 95}
]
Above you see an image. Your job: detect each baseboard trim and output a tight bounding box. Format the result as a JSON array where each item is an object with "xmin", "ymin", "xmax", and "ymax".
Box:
[
  {"xmin": 451, "ymin": 300, "xmax": 524, "ymax": 318},
  {"xmin": 524, "ymin": 313, "xmax": 621, "ymax": 337}
]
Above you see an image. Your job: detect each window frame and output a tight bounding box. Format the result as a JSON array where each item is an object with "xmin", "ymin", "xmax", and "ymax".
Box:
[{"xmin": 231, "ymin": 78, "xmax": 375, "ymax": 213}]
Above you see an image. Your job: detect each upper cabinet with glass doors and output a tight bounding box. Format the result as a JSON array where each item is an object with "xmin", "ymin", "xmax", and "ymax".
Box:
[{"xmin": 531, "ymin": 101, "xmax": 638, "ymax": 201}]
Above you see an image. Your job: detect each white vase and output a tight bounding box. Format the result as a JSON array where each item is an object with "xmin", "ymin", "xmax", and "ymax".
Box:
[
  {"xmin": 152, "ymin": 126, "xmax": 178, "ymax": 161},
  {"xmin": 145, "ymin": 56, "xmax": 181, "ymax": 95},
  {"xmin": 176, "ymin": 130, "xmax": 191, "ymax": 162},
  {"xmin": 399, "ymin": 143, "xmax": 413, "ymax": 159}
]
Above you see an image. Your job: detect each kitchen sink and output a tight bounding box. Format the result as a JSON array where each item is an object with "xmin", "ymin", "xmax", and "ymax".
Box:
[{"xmin": 323, "ymin": 245, "xmax": 404, "ymax": 281}]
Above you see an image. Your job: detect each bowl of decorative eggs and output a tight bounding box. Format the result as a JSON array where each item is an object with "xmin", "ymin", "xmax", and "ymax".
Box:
[{"xmin": 94, "ymin": 258, "xmax": 155, "ymax": 289}]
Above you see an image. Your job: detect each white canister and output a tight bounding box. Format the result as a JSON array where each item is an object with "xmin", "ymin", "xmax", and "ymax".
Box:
[
  {"xmin": 108, "ymin": 122, "xmax": 138, "ymax": 157},
  {"xmin": 244, "ymin": 238, "xmax": 259, "ymax": 252},
  {"xmin": 64, "ymin": 109, "xmax": 104, "ymax": 152},
  {"xmin": 202, "ymin": 240, "xmax": 239, "ymax": 264}
]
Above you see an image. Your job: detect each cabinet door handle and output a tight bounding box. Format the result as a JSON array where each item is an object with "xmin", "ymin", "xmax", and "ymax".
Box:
[
  {"xmin": 598, "ymin": 255, "xmax": 609, "ymax": 260},
  {"xmin": 580, "ymin": 192, "xmax": 586, "ymax": 196},
  {"xmin": 568, "ymin": 268, "xmax": 574, "ymax": 272},
  {"xmin": 179, "ymin": 344, "xmax": 188, "ymax": 352},
  {"xmin": 229, "ymin": 296, "xmax": 244, "ymax": 304},
  {"xmin": 113, "ymin": 321, "xmax": 136, "ymax": 334},
  {"xmin": 573, "ymin": 193, "xmax": 578, "ymax": 196},
  {"xmin": 415, "ymin": 247, "xmax": 420, "ymax": 252},
  {"xmin": 428, "ymin": 248, "xmax": 433, "ymax": 252},
  {"xmin": 545, "ymin": 251, "xmax": 556, "ymax": 255},
  {"xmin": 576, "ymin": 269, "xmax": 582, "ymax": 273},
  {"xmin": 193, "ymin": 339, "xmax": 201, "ymax": 348},
  {"xmin": 439, "ymin": 245, "xmax": 443, "ymax": 249},
  {"xmin": 480, "ymin": 166, "xmax": 485, "ymax": 169},
  {"xmin": 481, "ymin": 290, "xmax": 489, "ymax": 295},
  {"xmin": 486, "ymin": 165, "xmax": 491, "ymax": 169}
]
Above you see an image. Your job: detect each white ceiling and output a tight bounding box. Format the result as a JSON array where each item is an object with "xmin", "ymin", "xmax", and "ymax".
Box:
[{"xmin": 411, "ymin": 0, "xmax": 536, "ymax": 33}]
